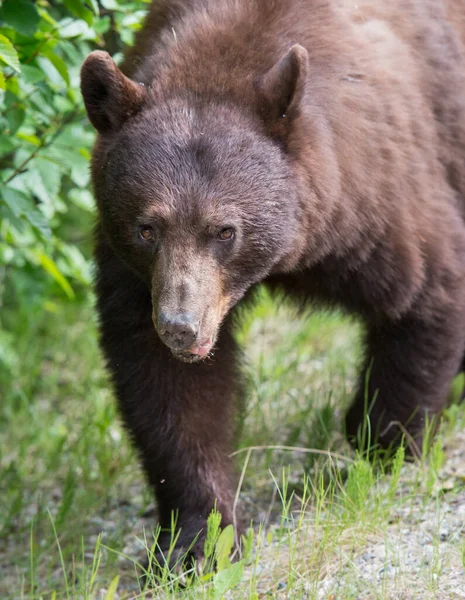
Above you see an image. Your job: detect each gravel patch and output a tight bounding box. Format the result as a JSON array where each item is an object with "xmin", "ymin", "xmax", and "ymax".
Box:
[{"xmin": 314, "ymin": 430, "xmax": 465, "ymax": 599}]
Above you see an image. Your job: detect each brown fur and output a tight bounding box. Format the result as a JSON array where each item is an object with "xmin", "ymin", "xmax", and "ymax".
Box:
[{"xmin": 81, "ymin": 0, "xmax": 465, "ymax": 567}]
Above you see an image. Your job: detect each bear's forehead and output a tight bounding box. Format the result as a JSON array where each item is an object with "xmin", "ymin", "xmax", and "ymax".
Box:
[
  {"xmin": 113, "ymin": 104, "xmax": 272, "ymax": 184},
  {"xmin": 106, "ymin": 127, "xmax": 270, "ymax": 208},
  {"xmin": 111, "ymin": 127, "xmax": 244, "ymax": 189},
  {"xmin": 104, "ymin": 143, "xmax": 243, "ymax": 226}
]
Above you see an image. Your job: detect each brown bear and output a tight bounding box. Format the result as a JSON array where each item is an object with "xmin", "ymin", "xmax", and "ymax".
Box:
[{"xmin": 81, "ymin": 0, "xmax": 465, "ymax": 568}]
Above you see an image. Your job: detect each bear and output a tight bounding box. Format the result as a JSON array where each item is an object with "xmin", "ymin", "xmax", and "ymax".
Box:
[{"xmin": 81, "ymin": 0, "xmax": 465, "ymax": 569}]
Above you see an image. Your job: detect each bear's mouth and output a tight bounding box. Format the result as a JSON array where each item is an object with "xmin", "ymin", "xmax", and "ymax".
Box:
[
  {"xmin": 172, "ymin": 350, "xmax": 205, "ymax": 363},
  {"xmin": 172, "ymin": 349, "xmax": 213, "ymax": 363},
  {"xmin": 171, "ymin": 338, "xmax": 214, "ymax": 363}
]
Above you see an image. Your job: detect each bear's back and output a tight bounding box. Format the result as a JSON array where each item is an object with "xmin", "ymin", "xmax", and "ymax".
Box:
[{"xmin": 337, "ymin": 0, "xmax": 465, "ymax": 216}]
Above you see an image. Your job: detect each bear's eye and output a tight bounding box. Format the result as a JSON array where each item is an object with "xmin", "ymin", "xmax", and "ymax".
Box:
[
  {"xmin": 217, "ymin": 227, "xmax": 235, "ymax": 241},
  {"xmin": 139, "ymin": 225, "xmax": 155, "ymax": 241}
]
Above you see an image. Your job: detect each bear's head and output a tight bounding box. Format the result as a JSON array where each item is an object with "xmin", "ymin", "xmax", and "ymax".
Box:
[{"xmin": 81, "ymin": 47, "xmax": 320, "ymax": 362}]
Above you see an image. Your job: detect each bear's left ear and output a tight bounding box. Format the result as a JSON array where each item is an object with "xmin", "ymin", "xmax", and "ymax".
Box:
[
  {"xmin": 81, "ymin": 51, "xmax": 147, "ymax": 134},
  {"xmin": 255, "ymin": 44, "xmax": 308, "ymax": 123}
]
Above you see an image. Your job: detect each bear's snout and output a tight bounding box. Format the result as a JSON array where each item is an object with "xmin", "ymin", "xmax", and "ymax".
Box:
[
  {"xmin": 151, "ymin": 251, "xmax": 226, "ymax": 362},
  {"xmin": 157, "ymin": 311, "xmax": 199, "ymax": 351}
]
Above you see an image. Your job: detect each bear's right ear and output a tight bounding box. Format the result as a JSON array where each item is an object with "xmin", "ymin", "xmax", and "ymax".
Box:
[{"xmin": 81, "ymin": 51, "xmax": 147, "ymax": 134}]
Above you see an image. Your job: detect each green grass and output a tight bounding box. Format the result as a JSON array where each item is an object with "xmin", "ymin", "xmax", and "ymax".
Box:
[{"xmin": 1, "ymin": 288, "xmax": 465, "ymax": 598}]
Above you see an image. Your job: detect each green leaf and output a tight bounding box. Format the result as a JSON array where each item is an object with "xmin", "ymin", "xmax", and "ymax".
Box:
[
  {"xmin": 21, "ymin": 64, "xmax": 45, "ymax": 84},
  {"xmin": 58, "ymin": 244, "xmax": 92, "ymax": 286},
  {"xmin": 240, "ymin": 528, "xmax": 254, "ymax": 561},
  {"xmin": 0, "ymin": 71, "xmax": 4, "ymax": 91},
  {"xmin": 36, "ymin": 56, "xmax": 67, "ymax": 87},
  {"xmin": 100, "ymin": 0, "xmax": 121, "ymax": 10},
  {"xmin": 5, "ymin": 106, "xmax": 25, "ymax": 135},
  {"xmin": 0, "ymin": 135, "xmax": 15, "ymax": 154},
  {"xmin": 104, "ymin": 576, "xmax": 120, "ymax": 600},
  {"xmin": 63, "ymin": 0, "xmax": 94, "ymax": 26},
  {"xmin": 42, "ymin": 51, "xmax": 70, "ymax": 86},
  {"xmin": 34, "ymin": 158, "xmax": 62, "ymax": 199},
  {"xmin": 57, "ymin": 18, "xmax": 93, "ymax": 39},
  {"xmin": 450, "ymin": 372, "xmax": 465, "ymax": 403},
  {"xmin": 33, "ymin": 251, "xmax": 75, "ymax": 299},
  {"xmin": 68, "ymin": 188, "xmax": 95, "ymax": 213},
  {"xmin": 26, "ymin": 208, "xmax": 51, "ymax": 238},
  {"xmin": 86, "ymin": 0, "xmax": 100, "ymax": 16},
  {"xmin": 37, "ymin": 7, "xmax": 58, "ymax": 27},
  {"xmin": 214, "ymin": 525, "xmax": 235, "ymax": 572},
  {"xmin": 71, "ymin": 161, "xmax": 90, "ymax": 188},
  {"xmin": 5, "ymin": 74, "xmax": 19, "ymax": 95},
  {"xmin": 1, "ymin": 0, "xmax": 40, "ymax": 37},
  {"xmin": 1, "ymin": 185, "xmax": 32, "ymax": 219},
  {"xmin": 213, "ymin": 561, "xmax": 244, "ymax": 598},
  {"xmin": 93, "ymin": 15, "xmax": 111, "ymax": 35},
  {"xmin": 120, "ymin": 28, "xmax": 134, "ymax": 47},
  {"xmin": 22, "ymin": 170, "xmax": 55, "ymax": 218},
  {"xmin": 16, "ymin": 133, "xmax": 41, "ymax": 146},
  {"xmin": 47, "ymin": 145, "xmax": 89, "ymax": 173},
  {"xmin": 0, "ymin": 34, "xmax": 20, "ymax": 72},
  {"xmin": 0, "ymin": 185, "xmax": 51, "ymax": 238}
]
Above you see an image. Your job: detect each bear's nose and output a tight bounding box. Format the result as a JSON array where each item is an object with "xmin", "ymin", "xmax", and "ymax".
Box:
[{"xmin": 157, "ymin": 312, "xmax": 198, "ymax": 350}]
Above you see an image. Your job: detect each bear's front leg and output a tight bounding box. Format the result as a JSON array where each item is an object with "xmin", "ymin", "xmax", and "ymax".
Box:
[
  {"xmin": 113, "ymin": 325, "xmax": 241, "ymax": 568},
  {"xmin": 96, "ymin": 251, "xmax": 242, "ymax": 570},
  {"xmin": 346, "ymin": 300, "xmax": 465, "ymax": 455}
]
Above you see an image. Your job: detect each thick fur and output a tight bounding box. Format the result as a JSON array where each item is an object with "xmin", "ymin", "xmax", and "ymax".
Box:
[{"xmin": 82, "ymin": 0, "xmax": 465, "ymax": 564}]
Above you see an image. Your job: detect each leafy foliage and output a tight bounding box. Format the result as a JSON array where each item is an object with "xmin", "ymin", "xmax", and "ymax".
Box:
[{"xmin": 0, "ymin": 0, "xmax": 148, "ymax": 393}]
